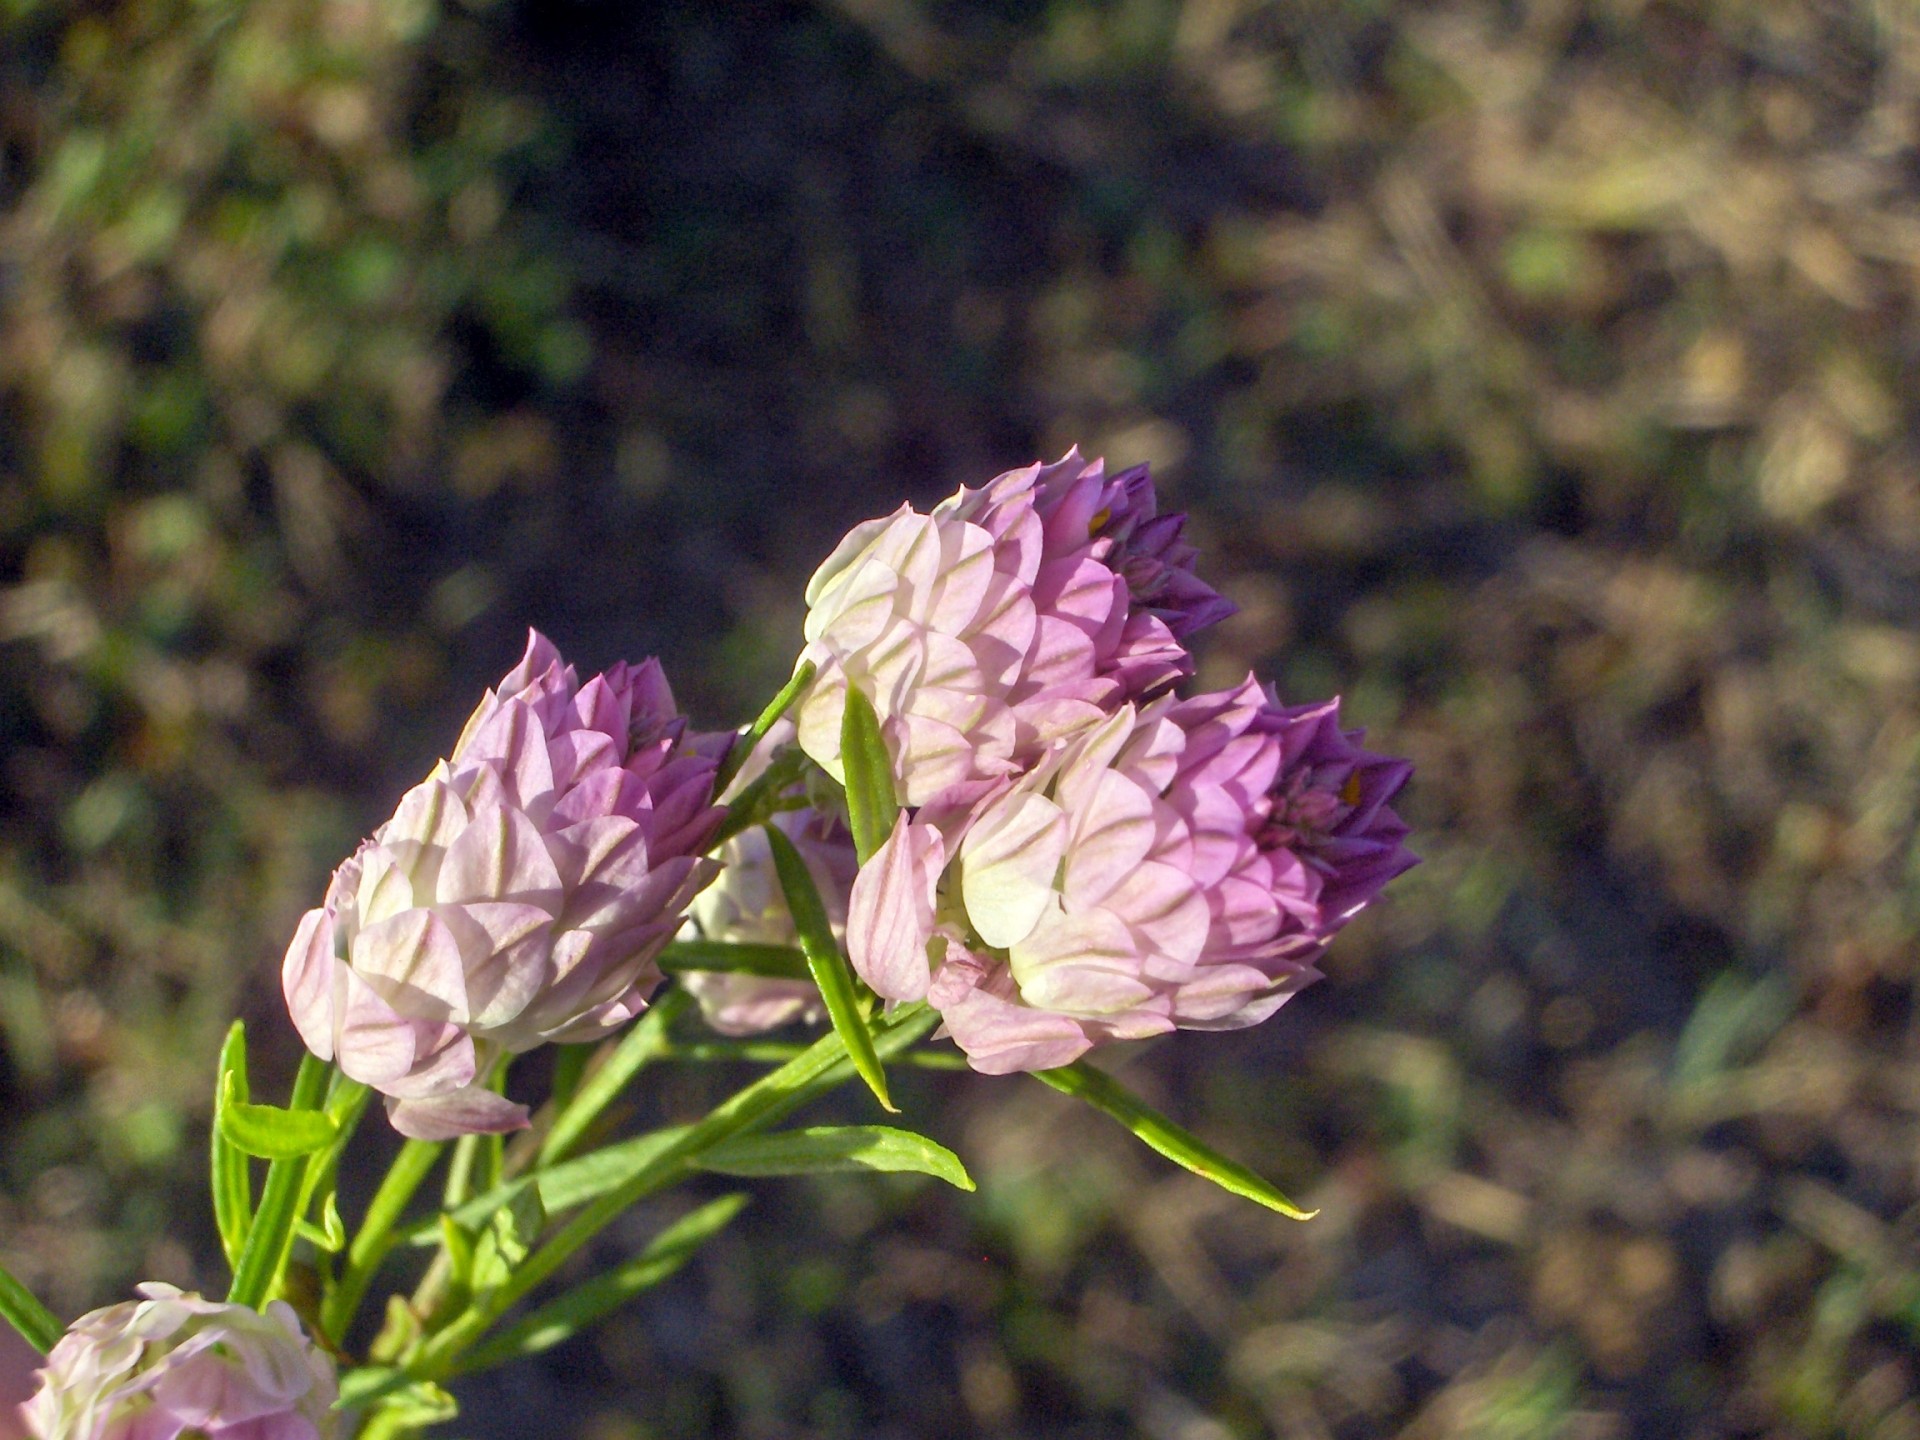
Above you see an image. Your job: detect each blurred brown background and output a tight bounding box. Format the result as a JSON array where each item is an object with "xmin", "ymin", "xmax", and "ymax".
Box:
[{"xmin": 4, "ymin": 1, "xmax": 1920, "ymax": 1435}]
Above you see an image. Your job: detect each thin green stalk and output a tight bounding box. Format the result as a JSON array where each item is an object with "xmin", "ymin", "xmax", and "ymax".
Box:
[
  {"xmin": 540, "ymin": 989, "xmax": 689, "ymax": 1166},
  {"xmin": 408, "ymin": 1004, "xmax": 936, "ymax": 1379},
  {"xmin": 228, "ymin": 1052, "xmax": 331, "ymax": 1310},
  {"xmin": 660, "ymin": 1039, "xmax": 967, "ymax": 1070},
  {"xmin": 300, "ymin": 1079, "xmax": 372, "ymax": 1232},
  {"xmin": 442, "ymin": 1135, "xmax": 480, "ymax": 1211},
  {"xmin": 710, "ymin": 748, "xmax": 808, "ymax": 848},
  {"xmin": 549, "ymin": 1044, "xmax": 592, "ymax": 1115},
  {"xmin": 712, "ymin": 660, "xmax": 815, "ymax": 795},
  {"xmin": 322, "ymin": 1139, "xmax": 444, "ymax": 1345},
  {"xmin": 450, "ymin": 1193, "xmax": 749, "ymax": 1375},
  {"xmin": 655, "ymin": 940, "xmax": 809, "ymax": 979}
]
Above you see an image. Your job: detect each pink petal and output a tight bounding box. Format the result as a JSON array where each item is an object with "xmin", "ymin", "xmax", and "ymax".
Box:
[
  {"xmin": 937, "ymin": 985, "xmax": 1091, "ymax": 1075},
  {"xmin": 348, "ymin": 908, "xmax": 470, "ymax": 1021},
  {"xmin": 386, "ymin": 1086, "xmax": 529, "ymax": 1141},
  {"xmin": 437, "ymin": 902, "xmax": 555, "ymax": 1028},
  {"xmin": 281, "ymin": 909, "xmax": 337, "ymax": 1061},
  {"xmin": 958, "ymin": 790, "xmax": 1066, "ymax": 949},
  {"xmin": 846, "ymin": 814, "xmax": 943, "ymax": 1002},
  {"xmin": 436, "ymin": 805, "xmax": 564, "ymax": 909}
]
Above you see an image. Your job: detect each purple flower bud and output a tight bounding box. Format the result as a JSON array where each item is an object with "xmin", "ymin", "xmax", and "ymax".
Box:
[
  {"xmin": 679, "ymin": 808, "xmax": 855, "ymax": 1035},
  {"xmin": 846, "ymin": 681, "xmax": 1413, "ymax": 1073},
  {"xmin": 282, "ymin": 631, "xmax": 725, "ymax": 1138},
  {"xmin": 24, "ymin": 1284, "xmax": 336, "ymax": 1440},
  {"xmin": 794, "ymin": 449, "xmax": 1231, "ymax": 806}
]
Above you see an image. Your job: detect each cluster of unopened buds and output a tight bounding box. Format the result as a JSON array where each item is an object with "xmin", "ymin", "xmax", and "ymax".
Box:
[{"xmin": 8, "ymin": 452, "xmax": 1413, "ymax": 1439}]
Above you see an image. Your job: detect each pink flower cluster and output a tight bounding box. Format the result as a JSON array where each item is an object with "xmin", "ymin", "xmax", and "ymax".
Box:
[
  {"xmin": 275, "ymin": 449, "xmax": 1413, "ymax": 1125},
  {"xmin": 282, "ymin": 632, "xmax": 725, "ymax": 1138},
  {"xmin": 24, "ymin": 1286, "xmax": 335, "ymax": 1440},
  {"xmin": 798, "ymin": 452, "xmax": 1415, "ymax": 1072},
  {"xmin": 793, "ymin": 450, "xmax": 1227, "ymax": 804}
]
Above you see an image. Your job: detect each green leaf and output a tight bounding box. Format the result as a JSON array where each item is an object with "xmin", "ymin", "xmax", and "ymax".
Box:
[
  {"xmin": 320, "ymin": 1139, "xmax": 442, "ymax": 1346},
  {"xmin": 336, "ymin": 1365, "xmax": 409, "ymax": 1409},
  {"xmin": 451, "ymin": 1194, "xmax": 750, "ymax": 1374},
  {"xmin": 423, "ymin": 1128, "xmax": 691, "ymax": 1245},
  {"xmin": 366, "ymin": 1296, "xmax": 423, "ymax": 1367},
  {"xmin": 294, "ymin": 1192, "xmax": 347, "ymax": 1254},
  {"xmin": 711, "ymin": 746, "xmax": 809, "ymax": 848},
  {"xmin": 1033, "ymin": 1062, "xmax": 1315, "ymax": 1220},
  {"xmin": 765, "ymin": 823, "xmax": 893, "ymax": 1112},
  {"xmin": 471, "ymin": 1181, "xmax": 545, "ymax": 1293},
  {"xmin": 218, "ymin": 1072, "xmax": 340, "ymax": 1160},
  {"xmin": 226, "ymin": 1052, "xmax": 333, "ymax": 1309},
  {"xmin": 838, "ymin": 683, "xmax": 898, "ymax": 863},
  {"xmin": 714, "ymin": 660, "xmax": 816, "ymax": 795},
  {"xmin": 403, "ymin": 1006, "xmax": 940, "ymax": 1380},
  {"xmin": 0, "ymin": 1259, "xmax": 61, "ymax": 1354},
  {"xmin": 334, "ymin": 1367, "xmax": 456, "ymax": 1425},
  {"xmin": 701, "ymin": 1125, "xmax": 974, "ymax": 1190},
  {"xmin": 211, "ymin": 1021, "xmax": 253, "ymax": 1272},
  {"xmin": 661, "ymin": 1039, "xmax": 969, "ymax": 1070},
  {"xmin": 439, "ymin": 1213, "xmax": 477, "ymax": 1291},
  {"xmin": 655, "ymin": 939, "xmax": 811, "ymax": 979}
]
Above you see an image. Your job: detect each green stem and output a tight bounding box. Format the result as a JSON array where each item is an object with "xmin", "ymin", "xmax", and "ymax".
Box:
[
  {"xmin": 228, "ymin": 1052, "xmax": 331, "ymax": 1310},
  {"xmin": 655, "ymin": 940, "xmax": 809, "ymax": 979},
  {"xmin": 442, "ymin": 1135, "xmax": 480, "ymax": 1211},
  {"xmin": 710, "ymin": 748, "xmax": 808, "ymax": 848},
  {"xmin": 660, "ymin": 1039, "xmax": 967, "ymax": 1069},
  {"xmin": 548, "ymin": 1044, "xmax": 592, "ymax": 1115},
  {"xmin": 322, "ymin": 1139, "xmax": 444, "ymax": 1345},
  {"xmin": 712, "ymin": 660, "xmax": 815, "ymax": 795},
  {"xmin": 408, "ymin": 1003, "xmax": 936, "ymax": 1379},
  {"xmin": 450, "ymin": 1193, "xmax": 749, "ymax": 1375},
  {"xmin": 301, "ymin": 1079, "xmax": 372, "ymax": 1232}
]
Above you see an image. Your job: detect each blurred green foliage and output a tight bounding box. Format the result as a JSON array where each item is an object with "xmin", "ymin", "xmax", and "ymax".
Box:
[{"xmin": 6, "ymin": 0, "xmax": 1920, "ymax": 1436}]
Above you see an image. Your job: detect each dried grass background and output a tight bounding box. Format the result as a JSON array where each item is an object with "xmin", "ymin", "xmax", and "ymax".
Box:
[{"xmin": 4, "ymin": 1, "xmax": 1920, "ymax": 1436}]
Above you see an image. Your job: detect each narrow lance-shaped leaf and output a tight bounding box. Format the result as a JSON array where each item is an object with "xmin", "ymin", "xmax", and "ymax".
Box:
[
  {"xmin": 0, "ymin": 1257, "xmax": 61, "ymax": 1355},
  {"xmin": 701, "ymin": 1125, "xmax": 973, "ymax": 1191},
  {"xmin": 839, "ymin": 683, "xmax": 898, "ymax": 864},
  {"xmin": 420, "ymin": 1128, "xmax": 691, "ymax": 1245},
  {"xmin": 765, "ymin": 823, "xmax": 893, "ymax": 1112},
  {"xmin": 470, "ymin": 1181, "xmax": 545, "ymax": 1295},
  {"xmin": 404, "ymin": 1004, "xmax": 938, "ymax": 1380},
  {"xmin": 227, "ymin": 1051, "xmax": 332, "ymax": 1309},
  {"xmin": 333, "ymin": 1369, "xmax": 456, "ymax": 1424},
  {"xmin": 420, "ymin": 1010, "xmax": 952, "ymax": 1251},
  {"xmin": 654, "ymin": 939, "xmax": 810, "ymax": 979},
  {"xmin": 1033, "ymin": 1062, "xmax": 1316, "ymax": 1220},
  {"xmin": 451, "ymin": 1193, "xmax": 750, "ymax": 1375},
  {"xmin": 218, "ymin": 1072, "xmax": 340, "ymax": 1161},
  {"xmin": 211, "ymin": 1021, "xmax": 253, "ymax": 1272},
  {"xmin": 661, "ymin": 1040, "xmax": 968, "ymax": 1070}
]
